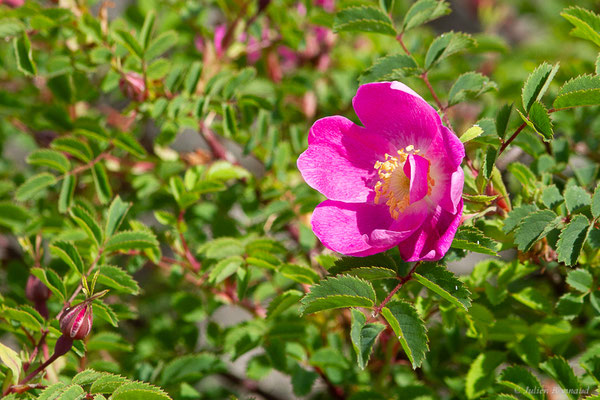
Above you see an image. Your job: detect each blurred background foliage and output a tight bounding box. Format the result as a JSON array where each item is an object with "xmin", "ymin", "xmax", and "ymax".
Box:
[{"xmin": 1, "ymin": 0, "xmax": 600, "ymax": 399}]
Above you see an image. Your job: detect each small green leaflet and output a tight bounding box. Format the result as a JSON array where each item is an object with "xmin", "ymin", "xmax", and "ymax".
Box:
[
  {"xmin": 299, "ymin": 275, "xmax": 376, "ymax": 315},
  {"xmin": 566, "ymin": 269, "xmax": 593, "ymax": 293},
  {"xmin": 498, "ymin": 365, "xmax": 544, "ymax": 400},
  {"xmin": 350, "ymin": 309, "xmax": 385, "ymax": 370},
  {"xmin": 59, "ymin": 174, "xmax": 76, "ymax": 213},
  {"xmin": 413, "ymin": 263, "xmax": 471, "ymax": 310},
  {"xmin": 358, "ymin": 54, "xmax": 418, "ymax": 85},
  {"xmin": 401, "ymin": 0, "xmax": 450, "ymax": 32},
  {"xmin": 465, "ymin": 351, "xmax": 505, "ymax": 399},
  {"xmin": 15, "ymin": 173, "xmax": 57, "ymax": 201},
  {"xmin": 555, "ymin": 293, "xmax": 584, "ymax": 319},
  {"xmin": 209, "ymin": 256, "xmax": 244, "ymax": 284},
  {"xmin": 92, "ymin": 162, "xmax": 112, "ymax": 204},
  {"xmin": 70, "ymin": 206, "xmax": 103, "ymax": 246},
  {"xmin": 50, "ymin": 241, "xmax": 85, "ymax": 275},
  {"xmin": 97, "ymin": 265, "xmax": 140, "ymax": 295},
  {"xmin": 564, "ymin": 185, "xmax": 591, "ymax": 213},
  {"xmin": 460, "ymin": 125, "xmax": 484, "ymax": 143},
  {"xmin": 540, "ymin": 356, "xmax": 580, "ymax": 400},
  {"xmin": 521, "ymin": 62, "xmax": 559, "ymax": 112},
  {"xmin": 30, "ymin": 267, "xmax": 67, "ymax": 301},
  {"xmin": 496, "ymin": 103, "xmax": 513, "ymax": 139},
  {"xmin": 333, "ymin": 6, "xmax": 396, "ymax": 36},
  {"xmin": 104, "ymin": 230, "xmax": 159, "ymax": 253},
  {"xmin": 542, "ymin": 185, "xmax": 563, "ymax": 209},
  {"xmin": 512, "ymin": 287, "xmax": 552, "ymax": 313},
  {"xmin": 520, "ymin": 102, "xmax": 553, "ymax": 141},
  {"xmin": 114, "ymin": 29, "xmax": 144, "ymax": 59},
  {"xmin": 448, "ymin": 72, "xmax": 496, "ymax": 106},
  {"xmin": 267, "ymin": 290, "xmax": 303, "ymax": 319},
  {"xmin": 0, "ymin": 342, "xmax": 22, "ymax": 385},
  {"xmin": 561, "ymin": 7, "xmax": 600, "ymax": 48},
  {"xmin": 513, "ymin": 210, "xmax": 560, "ymax": 251},
  {"xmin": 13, "ymin": 32, "xmax": 36, "ymax": 76},
  {"xmin": 159, "ymin": 353, "xmax": 225, "ymax": 386},
  {"xmin": 26, "ymin": 149, "xmax": 70, "ymax": 173},
  {"xmin": 105, "ymin": 195, "xmax": 131, "ymax": 238},
  {"xmin": 451, "ymin": 225, "xmax": 499, "ymax": 256},
  {"xmin": 381, "ymin": 300, "xmax": 429, "ymax": 369},
  {"xmin": 279, "ymin": 263, "xmax": 320, "ymax": 284},
  {"xmin": 503, "ymin": 204, "xmax": 538, "ymax": 233},
  {"xmin": 553, "ymin": 74, "xmax": 600, "ymax": 109},
  {"xmin": 557, "ymin": 215, "xmax": 591, "ymax": 266},
  {"xmin": 592, "ymin": 183, "xmax": 600, "ymax": 218},
  {"xmin": 425, "ymin": 32, "xmax": 475, "ymax": 70}
]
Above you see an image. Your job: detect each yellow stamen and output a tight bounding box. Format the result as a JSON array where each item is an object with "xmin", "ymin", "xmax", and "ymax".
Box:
[{"xmin": 373, "ymin": 146, "xmax": 435, "ymax": 219}]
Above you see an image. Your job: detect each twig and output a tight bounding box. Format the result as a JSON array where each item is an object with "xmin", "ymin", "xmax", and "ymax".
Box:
[
  {"xmin": 177, "ymin": 210, "xmax": 202, "ymax": 272},
  {"xmin": 24, "ymin": 330, "xmax": 48, "ymax": 372},
  {"xmin": 315, "ymin": 366, "xmax": 346, "ymax": 400},
  {"xmin": 373, "ymin": 262, "xmax": 420, "ymax": 316}
]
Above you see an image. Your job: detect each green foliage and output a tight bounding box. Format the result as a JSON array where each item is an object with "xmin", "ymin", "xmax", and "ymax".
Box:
[{"xmin": 2, "ymin": 0, "xmax": 600, "ymax": 399}]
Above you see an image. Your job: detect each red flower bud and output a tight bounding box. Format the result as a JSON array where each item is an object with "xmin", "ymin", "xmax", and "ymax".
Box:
[
  {"xmin": 0, "ymin": 0, "xmax": 25, "ymax": 8},
  {"xmin": 26, "ymin": 275, "xmax": 51, "ymax": 319},
  {"xmin": 59, "ymin": 303, "xmax": 93, "ymax": 340},
  {"xmin": 119, "ymin": 72, "xmax": 147, "ymax": 102}
]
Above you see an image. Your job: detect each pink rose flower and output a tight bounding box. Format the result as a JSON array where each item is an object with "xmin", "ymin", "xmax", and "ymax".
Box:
[
  {"xmin": 297, "ymin": 82, "xmax": 465, "ymax": 261},
  {"xmin": 214, "ymin": 24, "xmax": 227, "ymax": 58}
]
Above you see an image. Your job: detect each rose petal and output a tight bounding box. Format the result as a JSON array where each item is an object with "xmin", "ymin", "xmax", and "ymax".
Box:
[
  {"xmin": 403, "ymin": 154, "xmax": 430, "ymax": 205},
  {"xmin": 430, "ymin": 166, "xmax": 464, "ymax": 214},
  {"xmin": 298, "ymin": 116, "xmax": 390, "ymax": 203},
  {"xmin": 311, "ymin": 200, "xmax": 428, "ymax": 257},
  {"xmin": 397, "ymin": 200, "xmax": 463, "ymax": 262},
  {"xmin": 352, "ymin": 81, "xmax": 442, "ymax": 152}
]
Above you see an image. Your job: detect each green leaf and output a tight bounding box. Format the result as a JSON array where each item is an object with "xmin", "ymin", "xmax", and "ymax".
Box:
[
  {"xmin": 31, "ymin": 267, "xmax": 67, "ymax": 301},
  {"xmin": 513, "ymin": 210, "xmax": 560, "ymax": 251},
  {"xmin": 460, "ymin": 125, "xmax": 484, "ymax": 143},
  {"xmin": 97, "ymin": 265, "xmax": 139, "ymax": 294},
  {"xmin": 521, "ymin": 62, "xmax": 559, "ymax": 112},
  {"xmin": 114, "ymin": 29, "xmax": 144, "ymax": 59},
  {"xmin": 448, "ymin": 72, "xmax": 496, "ymax": 106},
  {"xmin": 51, "ymin": 137, "xmax": 92, "ymax": 162},
  {"xmin": 451, "ymin": 225, "xmax": 499, "ymax": 256},
  {"xmin": 145, "ymin": 31, "xmax": 178, "ymax": 60},
  {"xmin": 350, "ymin": 309, "xmax": 386, "ymax": 370},
  {"xmin": 0, "ymin": 202, "xmax": 30, "ymax": 231},
  {"xmin": 222, "ymin": 104, "xmax": 238, "ymax": 137},
  {"xmin": 542, "ymin": 185, "xmax": 563, "ymax": 209},
  {"xmin": 566, "ymin": 269, "xmax": 593, "ymax": 293},
  {"xmin": 539, "ymin": 356, "xmax": 580, "ymax": 400},
  {"xmin": 561, "ymin": 7, "xmax": 600, "ymax": 47},
  {"xmin": 27, "ymin": 149, "xmax": 70, "ymax": 173},
  {"xmin": 413, "ymin": 263, "xmax": 471, "ymax": 310},
  {"xmin": 0, "ymin": 18, "xmax": 25, "ymax": 39},
  {"xmin": 512, "ymin": 287, "xmax": 552, "ymax": 313},
  {"xmin": 160, "ymin": 354, "xmax": 225, "ymax": 386},
  {"xmin": 503, "ymin": 204, "xmax": 538, "ymax": 233},
  {"xmin": 13, "ymin": 32, "xmax": 36, "ymax": 76},
  {"xmin": 555, "ymin": 293, "xmax": 584, "ymax": 319},
  {"xmin": 557, "ymin": 215, "xmax": 591, "ymax": 266},
  {"xmin": 209, "ymin": 256, "xmax": 244, "ymax": 284},
  {"xmin": 327, "ymin": 253, "xmax": 397, "ymax": 275},
  {"xmin": 58, "ymin": 174, "xmax": 75, "ymax": 213},
  {"xmin": 527, "ymin": 101, "xmax": 554, "ymax": 141},
  {"xmin": 279, "ymin": 263, "xmax": 320, "ymax": 284},
  {"xmin": 184, "ymin": 62, "xmax": 203, "ymax": 95},
  {"xmin": 112, "ymin": 381, "xmax": 172, "ymax": 400},
  {"xmin": 291, "ymin": 364, "xmax": 318, "ymax": 397},
  {"xmin": 507, "ymin": 162, "xmax": 537, "ymax": 193},
  {"xmin": 55, "ymin": 384, "xmax": 84, "ymax": 400},
  {"xmin": 0, "ymin": 342, "xmax": 22, "ymax": 385},
  {"xmin": 481, "ymin": 145, "xmax": 498, "ymax": 180},
  {"xmin": 424, "ymin": 32, "xmax": 475, "ymax": 70},
  {"xmin": 402, "ymin": 0, "xmax": 451, "ymax": 32},
  {"xmin": 104, "ymin": 230, "xmax": 159, "ymax": 253},
  {"xmin": 463, "ymin": 193, "xmax": 499, "ymax": 203},
  {"xmin": 105, "ymin": 196, "xmax": 131, "ymax": 238},
  {"xmin": 37, "ymin": 383, "xmax": 67, "ymax": 400},
  {"xmin": 495, "ymin": 103, "xmax": 513, "ymax": 140},
  {"xmin": 358, "ymin": 54, "xmax": 419, "ymax": 84},
  {"xmin": 2, "ymin": 307, "xmax": 42, "ymax": 331},
  {"xmin": 341, "ymin": 267, "xmax": 398, "ymax": 281},
  {"xmin": 15, "ymin": 173, "xmax": 57, "ymax": 201},
  {"xmin": 139, "ymin": 10, "xmax": 156, "ymax": 49},
  {"xmin": 72, "ymin": 369, "xmax": 105, "ymax": 386},
  {"xmin": 592, "ymin": 183, "xmax": 600, "ymax": 218},
  {"xmin": 113, "ymin": 133, "xmax": 147, "ymax": 158},
  {"xmin": 70, "ymin": 206, "xmax": 103, "ymax": 246},
  {"xmin": 498, "ymin": 365, "xmax": 544, "ymax": 400},
  {"xmin": 299, "ymin": 275, "xmax": 376, "ymax": 314},
  {"xmin": 267, "ymin": 290, "xmax": 303, "ymax": 319},
  {"xmin": 380, "ymin": 300, "xmax": 429, "ymax": 369},
  {"xmin": 465, "ymin": 351, "xmax": 505, "ymax": 399},
  {"xmin": 50, "ymin": 241, "xmax": 85, "ymax": 275},
  {"xmin": 92, "ymin": 162, "xmax": 112, "ymax": 204},
  {"xmin": 89, "ymin": 373, "xmax": 128, "ymax": 394},
  {"xmin": 565, "ymin": 186, "xmax": 592, "ymax": 213},
  {"xmin": 553, "ymin": 74, "xmax": 600, "ymax": 109},
  {"xmin": 333, "ymin": 6, "xmax": 396, "ymax": 36}
]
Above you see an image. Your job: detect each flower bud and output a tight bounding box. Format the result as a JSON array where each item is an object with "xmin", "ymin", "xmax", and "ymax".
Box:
[
  {"xmin": 53, "ymin": 335, "xmax": 74, "ymax": 357},
  {"xmin": 26, "ymin": 275, "xmax": 51, "ymax": 319},
  {"xmin": 59, "ymin": 303, "xmax": 93, "ymax": 340},
  {"xmin": 119, "ymin": 72, "xmax": 147, "ymax": 102}
]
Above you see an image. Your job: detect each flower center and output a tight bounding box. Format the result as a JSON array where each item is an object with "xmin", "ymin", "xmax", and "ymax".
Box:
[{"xmin": 373, "ymin": 146, "xmax": 435, "ymax": 219}]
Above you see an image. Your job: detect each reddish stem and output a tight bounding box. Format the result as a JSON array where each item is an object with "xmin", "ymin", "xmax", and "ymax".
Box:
[
  {"xmin": 373, "ymin": 262, "xmax": 420, "ymax": 316},
  {"xmin": 177, "ymin": 210, "xmax": 202, "ymax": 272}
]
